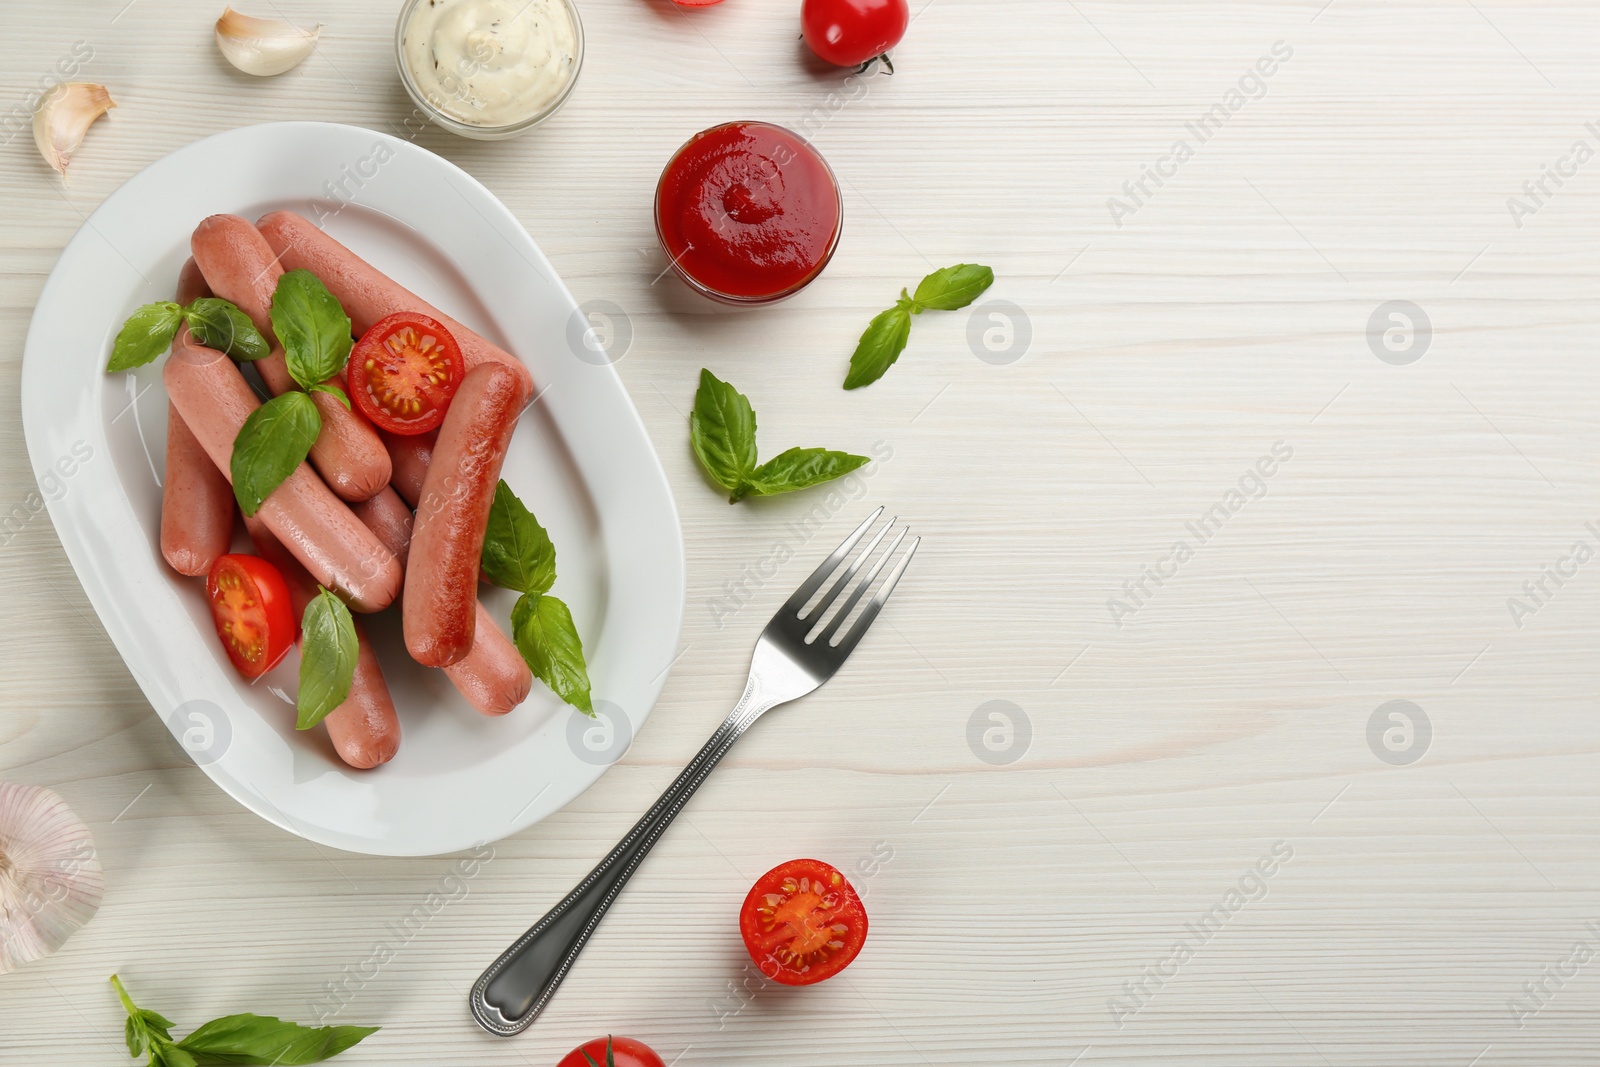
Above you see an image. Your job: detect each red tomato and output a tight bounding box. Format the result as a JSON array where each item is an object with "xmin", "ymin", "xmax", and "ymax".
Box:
[
  {"xmin": 348, "ymin": 312, "xmax": 466, "ymax": 435},
  {"xmin": 669, "ymin": 0, "xmax": 725, "ymax": 5},
  {"xmin": 556, "ymin": 1036, "xmax": 665, "ymax": 1067},
  {"xmin": 205, "ymin": 554, "xmax": 296, "ymax": 679},
  {"xmin": 739, "ymin": 858, "xmax": 868, "ymax": 986},
  {"xmin": 801, "ymin": 0, "xmax": 909, "ymax": 68}
]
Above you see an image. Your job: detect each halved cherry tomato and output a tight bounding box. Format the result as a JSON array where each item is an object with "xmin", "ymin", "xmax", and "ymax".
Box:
[
  {"xmin": 738, "ymin": 858, "xmax": 868, "ymax": 986},
  {"xmin": 205, "ymin": 553, "xmax": 296, "ymax": 679},
  {"xmin": 348, "ymin": 312, "xmax": 465, "ymax": 435},
  {"xmin": 556, "ymin": 1036, "xmax": 665, "ymax": 1067}
]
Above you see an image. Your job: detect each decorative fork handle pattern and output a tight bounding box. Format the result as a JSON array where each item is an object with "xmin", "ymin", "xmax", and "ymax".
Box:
[{"xmin": 469, "ymin": 679, "xmax": 781, "ymax": 1035}]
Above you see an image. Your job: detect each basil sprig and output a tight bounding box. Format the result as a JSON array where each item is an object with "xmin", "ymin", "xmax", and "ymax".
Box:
[
  {"xmin": 271, "ymin": 269, "xmax": 352, "ymax": 406},
  {"xmin": 690, "ymin": 369, "xmax": 868, "ymax": 503},
  {"xmin": 480, "ymin": 480, "xmax": 592, "ymax": 715},
  {"xmin": 112, "ymin": 974, "xmax": 377, "ymax": 1067},
  {"xmin": 230, "ymin": 392, "xmax": 320, "ymax": 517},
  {"xmin": 297, "ymin": 588, "xmax": 359, "ymax": 731},
  {"xmin": 843, "ymin": 262, "xmax": 995, "ymax": 389},
  {"xmin": 106, "ymin": 296, "xmax": 268, "ymax": 372}
]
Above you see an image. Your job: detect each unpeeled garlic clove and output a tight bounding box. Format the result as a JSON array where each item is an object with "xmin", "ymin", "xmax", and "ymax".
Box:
[
  {"xmin": 0, "ymin": 781, "xmax": 104, "ymax": 973},
  {"xmin": 215, "ymin": 7, "xmax": 321, "ymax": 77},
  {"xmin": 32, "ymin": 82, "xmax": 116, "ymax": 178}
]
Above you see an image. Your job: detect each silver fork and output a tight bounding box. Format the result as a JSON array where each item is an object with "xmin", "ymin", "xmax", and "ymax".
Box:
[{"xmin": 469, "ymin": 507, "xmax": 917, "ymax": 1036}]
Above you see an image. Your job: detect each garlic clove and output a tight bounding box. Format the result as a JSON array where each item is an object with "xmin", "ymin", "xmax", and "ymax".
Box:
[
  {"xmin": 215, "ymin": 7, "xmax": 321, "ymax": 77},
  {"xmin": 0, "ymin": 782, "xmax": 104, "ymax": 973},
  {"xmin": 32, "ymin": 83, "xmax": 116, "ymax": 179}
]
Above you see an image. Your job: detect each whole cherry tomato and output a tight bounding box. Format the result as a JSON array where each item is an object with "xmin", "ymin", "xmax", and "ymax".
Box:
[
  {"xmin": 556, "ymin": 1036, "xmax": 665, "ymax": 1067},
  {"xmin": 802, "ymin": 0, "xmax": 909, "ymax": 68}
]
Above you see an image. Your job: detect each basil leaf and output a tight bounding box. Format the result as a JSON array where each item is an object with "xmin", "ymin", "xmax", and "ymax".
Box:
[
  {"xmin": 307, "ymin": 382, "xmax": 351, "ymax": 410},
  {"xmin": 112, "ymin": 974, "xmax": 179, "ymax": 1062},
  {"xmin": 911, "ymin": 263, "xmax": 995, "ymax": 311},
  {"xmin": 108, "ymin": 301, "xmax": 183, "ymax": 372},
  {"xmin": 182, "ymin": 298, "xmax": 270, "ymax": 362},
  {"xmin": 512, "ymin": 593, "xmax": 592, "ymax": 715},
  {"xmin": 230, "ymin": 391, "xmax": 321, "ymax": 517},
  {"xmin": 842, "ymin": 301, "xmax": 913, "ymax": 390},
  {"xmin": 482, "ymin": 479, "xmax": 556, "ymax": 596},
  {"xmin": 152, "ymin": 1043, "xmax": 200, "ymax": 1067},
  {"xmin": 297, "ymin": 589, "xmax": 359, "ymax": 731},
  {"xmin": 177, "ymin": 1013, "xmax": 378, "ymax": 1065},
  {"xmin": 271, "ymin": 269, "xmax": 353, "ymax": 391},
  {"xmin": 689, "ymin": 368, "xmax": 758, "ymax": 493},
  {"xmin": 742, "ymin": 447, "xmax": 870, "ymax": 500}
]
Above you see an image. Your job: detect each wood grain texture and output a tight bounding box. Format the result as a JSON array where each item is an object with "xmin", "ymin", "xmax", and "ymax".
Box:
[{"xmin": 3, "ymin": 0, "xmax": 1600, "ymax": 1063}]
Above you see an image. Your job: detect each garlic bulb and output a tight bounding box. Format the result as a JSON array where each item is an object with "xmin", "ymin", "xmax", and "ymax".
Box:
[
  {"xmin": 215, "ymin": 7, "xmax": 321, "ymax": 76},
  {"xmin": 0, "ymin": 782, "xmax": 104, "ymax": 973},
  {"xmin": 32, "ymin": 83, "xmax": 115, "ymax": 178}
]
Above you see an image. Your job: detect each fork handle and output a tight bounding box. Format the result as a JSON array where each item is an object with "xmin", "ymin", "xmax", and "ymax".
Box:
[{"xmin": 469, "ymin": 682, "xmax": 777, "ymax": 1035}]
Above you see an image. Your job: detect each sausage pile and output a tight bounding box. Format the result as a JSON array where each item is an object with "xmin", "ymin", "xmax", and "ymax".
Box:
[{"xmin": 159, "ymin": 212, "xmax": 537, "ymax": 768}]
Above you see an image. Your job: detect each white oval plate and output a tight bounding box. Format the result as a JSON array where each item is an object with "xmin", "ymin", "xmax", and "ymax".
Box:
[{"xmin": 21, "ymin": 122, "xmax": 684, "ymax": 857}]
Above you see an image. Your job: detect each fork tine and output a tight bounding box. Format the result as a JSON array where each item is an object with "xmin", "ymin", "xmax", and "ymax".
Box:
[
  {"xmin": 780, "ymin": 506, "xmax": 884, "ymax": 618},
  {"xmin": 802, "ymin": 515, "xmax": 895, "ymax": 624},
  {"xmin": 830, "ymin": 534, "xmax": 919, "ymax": 654},
  {"xmin": 818, "ymin": 526, "xmax": 908, "ymax": 646}
]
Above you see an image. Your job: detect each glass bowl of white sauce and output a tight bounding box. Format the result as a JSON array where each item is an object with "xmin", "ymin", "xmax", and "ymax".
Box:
[{"xmin": 395, "ymin": 0, "xmax": 584, "ymax": 139}]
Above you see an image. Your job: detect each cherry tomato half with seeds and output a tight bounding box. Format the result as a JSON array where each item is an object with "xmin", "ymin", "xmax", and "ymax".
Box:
[
  {"xmin": 205, "ymin": 553, "xmax": 296, "ymax": 679},
  {"xmin": 738, "ymin": 858, "xmax": 868, "ymax": 986},
  {"xmin": 556, "ymin": 1036, "xmax": 665, "ymax": 1067},
  {"xmin": 801, "ymin": 0, "xmax": 909, "ymax": 68},
  {"xmin": 348, "ymin": 312, "xmax": 466, "ymax": 435}
]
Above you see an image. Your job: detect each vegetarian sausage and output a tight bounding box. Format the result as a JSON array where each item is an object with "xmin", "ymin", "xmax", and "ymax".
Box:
[
  {"xmin": 244, "ymin": 514, "xmax": 401, "ymax": 769},
  {"xmin": 164, "ymin": 329, "xmax": 402, "ymax": 613},
  {"xmin": 161, "ymin": 260, "xmax": 235, "ymax": 577},
  {"xmin": 255, "ymin": 210, "xmax": 535, "ymax": 397},
  {"xmin": 191, "ymin": 214, "xmax": 392, "ymax": 503},
  {"xmin": 403, "ymin": 362, "xmax": 530, "ymax": 667},
  {"xmin": 351, "ymin": 487, "xmax": 532, "ymax": 716}
]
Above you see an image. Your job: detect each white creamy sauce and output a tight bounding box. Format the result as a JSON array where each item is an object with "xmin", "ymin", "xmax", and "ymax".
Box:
[{"xmin": 403, "ymin": 0, "xmax": 577, "ymax": 127}]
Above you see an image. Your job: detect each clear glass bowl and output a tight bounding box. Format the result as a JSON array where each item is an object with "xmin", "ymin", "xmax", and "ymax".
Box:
[{"xmin": 394, "ymin": 0, "xmax": 585, "ymax": 141}]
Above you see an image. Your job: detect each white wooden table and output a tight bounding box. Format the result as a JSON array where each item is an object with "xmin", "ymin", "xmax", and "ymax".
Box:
[{"xmin": 4, "ymin": 1, "xmax": 1599, "ymax": 1063}]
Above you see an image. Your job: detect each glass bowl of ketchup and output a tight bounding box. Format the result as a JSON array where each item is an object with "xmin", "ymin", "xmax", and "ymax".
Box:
[{"xmin": 654, "ymin": 121, "xmax": 843, "ymax": 306}]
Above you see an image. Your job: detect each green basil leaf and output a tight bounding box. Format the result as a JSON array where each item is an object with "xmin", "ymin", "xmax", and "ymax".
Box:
[
  {"xmin": 742, "ymin": 447, "xmax": 870, "ymax": 500},
  {"xmin": 177, "ymin": 1013, "xmax": 378, "ymax": 1065},
  {"xmin": 842, "ymin": 302, "xmax": 913, "ymax": 390},
  {"xmin": 230, "ymin": 391, "xmax": 321, "ymax": 517},
  {"xmin": 482, "ymin": 479, "xmax": 556, "ymax": 596},
  {"xmin": 182, "ymin": 298, "xmax": 270, "ymax": 362},
  {"xmin": 307, "ymin": 382, "xmax": 351, "ymax": 410},
  {"xmin": 271, "ymin": 269, "xmax": 353, "ymax": 391},
  {"xmin": 108, "ymin": 301, "xmax": 183, "ymax": 372},
  {"xmin": 112, "ymin": 975, "xmax": 179, "ymax": 1062},
  {"xmin": 151, "ymin": 1042, "xmax": 200, "ymax": 1067},
  {"xmin": 512, "ymin": 593, "xmax": 592, "ymax": 716},
  {"xmin": 911, "ymin": 263, "xmax": 995, "ymax": 311},
  {"xmin": 297, "ymin": 589, "xmax": 359, "ymax": 731},
  {"xmin": 689, "ymin": 368, "xmax": 758, "ymax": 493}
]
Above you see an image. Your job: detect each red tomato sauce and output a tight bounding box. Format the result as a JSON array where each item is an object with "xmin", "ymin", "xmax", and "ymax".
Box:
[{"xmin": 655, "ymin": 121, "xmax": 842, "ymax": 304}]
